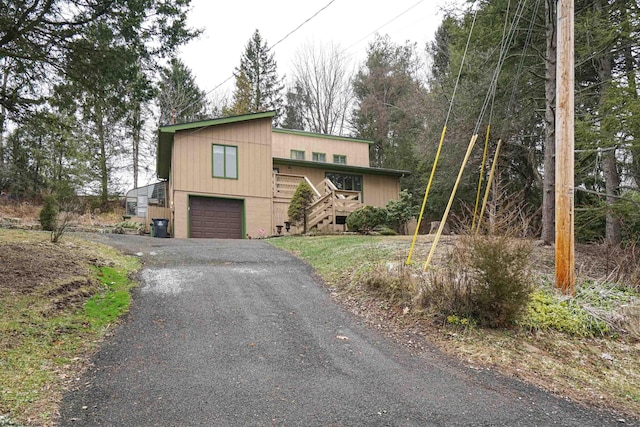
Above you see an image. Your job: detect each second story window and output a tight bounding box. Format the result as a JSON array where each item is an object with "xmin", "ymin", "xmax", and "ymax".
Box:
[
  {"xmin": 290, "ymin": 149, "xmax": 305, "ymax": 160},
  {"xmin": 212, "ymin": 144, "xmax": 238, "ymax": 179},
  {"xmin": 333, "ymin": 154, "xmax": 347, "ymax": 165},
  {"xmin": 312, "ymin": 152, "xmax": 326, "ymax": 162}
]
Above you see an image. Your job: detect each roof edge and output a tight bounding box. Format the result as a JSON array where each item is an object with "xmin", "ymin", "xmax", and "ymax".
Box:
[
  {"xmin": 273, "ymin": 128, "xmax": 373, "ymax": 144},
  {"xmin": 273, "ymin": 157, "xmax": 410, "ymax": 177},
  {"xmin": 160, "ymin": 111, "xmax": 276, "ymax": 133}
]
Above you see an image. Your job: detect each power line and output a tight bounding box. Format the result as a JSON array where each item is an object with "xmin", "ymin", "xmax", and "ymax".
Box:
[
  {"xmin": 269, "ymin": 0, "xmax": 336, "ymax": 52},
  {"xmin": 174, "ymin": 0, "xmax": 336, "ymax": 119},
  {"xmin": 341, "ymin": 0, "xmax": 426, "ymax": 56}
]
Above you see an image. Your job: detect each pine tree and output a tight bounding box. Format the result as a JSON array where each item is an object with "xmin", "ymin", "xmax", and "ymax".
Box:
[
  {"xmin": 288, "ymin": 180, "xmax": 315, "ymax": 233},
  {"xmin": 281, "ymin": 83, "xmax": 307, "ymax": 131},
  {"xmin": 157, "ymin": 58, "xmax": 209, "ymax": 126},
  {"xmin": 226, "ymin": 30, "xmax": 284, "ymax": 123},
  {"xmin": 1, "ymin": 0, "xmax": 198, "ymax": 204}
]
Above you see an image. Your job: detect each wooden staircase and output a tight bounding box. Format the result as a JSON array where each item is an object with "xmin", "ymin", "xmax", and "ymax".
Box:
[{"xmin": 273, "ymin": 174, "xmax": 361, "ymax": 232}]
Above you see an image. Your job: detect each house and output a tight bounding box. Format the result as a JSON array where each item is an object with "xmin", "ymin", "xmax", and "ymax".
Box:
[{"xmin": 127, "ymin": 111, "xmax": 408, "ymax": 238}]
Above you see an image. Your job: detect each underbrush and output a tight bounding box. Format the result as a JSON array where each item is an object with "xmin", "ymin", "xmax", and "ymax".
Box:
[
  {"xmin": 353, "ymin": 234, "xmax": 536, "ymax": 329},
  {"xmin": 0, "ymin": 200, "xmax": 123, "ymax": 228}
]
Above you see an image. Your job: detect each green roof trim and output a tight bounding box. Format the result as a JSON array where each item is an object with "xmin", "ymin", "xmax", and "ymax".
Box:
[
  {"xmin": 156, "ymin": 111, "xmax": 276, "ymax": 179},
  {"xmin": 159, "ymin": 111, "xmax": 276, "ymax": 133},
  {"xmin": 273, "ymin": 157, "xmax": 410, "ymax": 177},
  {"xmin": 273, "ymin": 128, "xmax": 373, "ymax": 145}
]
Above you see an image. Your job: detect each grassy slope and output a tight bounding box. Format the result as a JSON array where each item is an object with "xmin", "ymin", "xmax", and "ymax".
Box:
[
  {"xmin": 0, "ymin": 230, "xmax": 139, "ymax": 426},
  {"xmin": 269, "ymin": 235, "xmax": 640, "ymax": 420}
]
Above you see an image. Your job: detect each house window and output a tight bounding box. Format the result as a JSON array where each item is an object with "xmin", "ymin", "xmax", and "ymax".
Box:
[
  {"xmin": 312, "ymin": 152, "xmax": 326, "ymax": 162},
  {"xmin": 325, "ymin": 172, "xmax": 362, "ymax": 192},
  {"xmin": 290, "ymin": 149, "xmax": 305, "ymax": 160},
  {"xmin": 333, "ymin": 154, "xmax": 347, "ymax": 164},
  {"xmin": 212, "ymin": 144, "xmax": 238, "ymax": 179}
]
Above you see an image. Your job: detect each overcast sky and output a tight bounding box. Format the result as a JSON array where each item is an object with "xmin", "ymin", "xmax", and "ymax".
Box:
[
  {"xmin": 132, "ymin": 1, "xmax": 464, "ymax": 190},
  {"xmin": 178, "ymin": 0, "xmax": 464, "ymax": 99}
]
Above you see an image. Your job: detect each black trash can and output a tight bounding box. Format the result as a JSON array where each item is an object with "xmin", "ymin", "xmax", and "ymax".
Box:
[{"xmin": 151, "ymin": 218, "xmax": 168, "ymax": 238}]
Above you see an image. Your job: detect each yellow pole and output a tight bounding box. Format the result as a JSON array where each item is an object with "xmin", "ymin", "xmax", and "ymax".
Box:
[
  {"xmin": 472, "ymin": 125, "xmax": 491, "ymax": 231},
  {"xmin": 475, "ymin": 138, "xmax": 503, "ymax": 235},
  {"xmin": 424, "ymin": 134, "xmax": 479, "ymax": 271},
  {"xmin": 406, "ymin": 125, "xmax": 448, "ymax": 265}
]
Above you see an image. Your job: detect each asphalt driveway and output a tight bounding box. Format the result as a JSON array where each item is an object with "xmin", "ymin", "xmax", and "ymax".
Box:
[{"xmin": 59, "ymin": 235, "xmax": 631, "ymax": 426}]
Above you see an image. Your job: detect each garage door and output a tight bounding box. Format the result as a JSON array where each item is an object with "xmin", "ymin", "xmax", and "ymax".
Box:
[{"xmin": 189, "ymin": 197, "xmax": 243, "ymax": 239}]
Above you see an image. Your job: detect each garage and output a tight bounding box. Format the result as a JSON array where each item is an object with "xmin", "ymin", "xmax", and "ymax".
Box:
[{"xmin": 189, "ymin": 197, "xmax": 243, "ymax": 239}]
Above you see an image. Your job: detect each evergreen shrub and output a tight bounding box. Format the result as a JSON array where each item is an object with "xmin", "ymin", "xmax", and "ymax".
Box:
[{"xmin": 347, "ymin": 206, "xmax": 388, "ymax": 233}]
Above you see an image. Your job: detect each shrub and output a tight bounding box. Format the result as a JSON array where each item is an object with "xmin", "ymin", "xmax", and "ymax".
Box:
[
  {"xmin": 347, "ymin": 206, "xmax": 388, "ymax": 233},
  {"xmin": 288, "ymin": 180, "xmax": 315, "ymax": 233},
  {"xmin": 420, "ymin": 235, "xmax": 534, "ymax": 328},
  {"xmin": 467, "ymin": 235, "xmax": 534, "ymax": 327},
  {"xmin": 354, "ymin": 262, "xmax": 418, "ymax": 305},
  {"xmin": 40, "ymin": 191, "xmax": 79, "ymax": 243},
  {"xmin": 386, "ymin": 190, "xmax": 417, "ymax": 234},
  {"xmin": 521, "ymin": 290, "xmax": 609, "ymax": 336},
  {"xmin": 39, "ymin": 195, "xmax": 58, "ymax": 231},
  {"xmin": 115, "ymin": 221, "xmax": 143, "ymax": 229},
  {"xmin": 377, "ymin": 227, "xmax": 398, "ymax": 236}
]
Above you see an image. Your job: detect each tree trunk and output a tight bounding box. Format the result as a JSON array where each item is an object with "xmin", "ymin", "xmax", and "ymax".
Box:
[
  {"xmin": 0, "ymin": 64, "xmax": 9, "ymax": 166},
  {"xmin": 132, "ymin": 104, "xmax": 141, "ymax": 189},
  {"xmin": 621, "ymin": 4, "xmax": 640, "ymax": 187},
  {"xmin": 0, "ymin": 107, "xmax": 5, "ymax": 167},
  {"xmin": 603, "ymin": 149, "xmax": 621, "ymax": 245},
  {"xmin": 596, "ymin": 0, "xmax": 621, "ymax": 247},
  {"xmin": 541, "ymin": 0, "xmax": 556, "ymax": 245},
  {"xmin": 96, "ymin": 102, "xmax": 109, "ymax": 204}
]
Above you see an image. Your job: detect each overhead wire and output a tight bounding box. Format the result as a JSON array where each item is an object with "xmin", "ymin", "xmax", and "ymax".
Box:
[
  {"xmin": 475, "ymin": 0, "xmax": 541, "ymax": 234},
  {"xmin": 405, "ymin": 2, "xmax": 480, "ymax": 265},
  {"xmin": 340, "ymin": 0, "xmax": 426, "ymax": 57},
  {"xmin": 472, "ymin": 0, "xmax": 512, "ymax": 231},
  {"xmin": 172, "ymin": 0, "xmax": 431, "ymax": 124},
  {"xmin": 172, "ymin": 0, "xmax": 337, "ymax": 121},
  {"xmin": 268, "ymin": 0, "xmax": 336, "ymax": 52},
  {"xmin": 421, "ymin": 0, "xmax": 533, "ymax": 271}
]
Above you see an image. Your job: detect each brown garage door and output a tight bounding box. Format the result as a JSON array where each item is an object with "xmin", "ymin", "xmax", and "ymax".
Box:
[{"xmin": 189, "ymin": 197, "xmax": 243, "ymax": 239}]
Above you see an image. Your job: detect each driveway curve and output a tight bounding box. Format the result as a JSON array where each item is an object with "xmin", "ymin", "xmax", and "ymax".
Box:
[{"xmin": 59, "ymin": 235, "xmax": 632, "ymax": 426}]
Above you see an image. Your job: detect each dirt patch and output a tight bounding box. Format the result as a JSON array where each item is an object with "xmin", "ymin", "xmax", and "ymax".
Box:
[
  {"xmin": 0, "ymin": 242, "xmax": 95, "ymax": 295},
  {"xmin": 0, "ymin": 229, "xmax": 136, "ymax": 426}
]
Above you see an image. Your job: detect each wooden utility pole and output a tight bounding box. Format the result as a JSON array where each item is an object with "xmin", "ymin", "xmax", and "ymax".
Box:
[{"xmin": 555, "ymin": 0, "xmax": 575, "ymax": 295}]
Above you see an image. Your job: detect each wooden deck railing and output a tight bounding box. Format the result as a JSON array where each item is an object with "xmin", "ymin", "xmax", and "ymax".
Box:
[
  {"xmin": 306, "ymin": 193, "xmax": 334, "ymax": 230},
  {"xmin": 273, "ymin": 173, "xmax": 321, "ymax": 199},
  {"xmin": 274, "ymin": 173, "xmax": 363, "ymax": 231}
]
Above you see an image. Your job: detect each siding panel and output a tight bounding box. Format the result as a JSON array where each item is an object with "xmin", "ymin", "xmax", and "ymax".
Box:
[
  {"xmin": 272, "ymin": 132, "xmax": 370, "ymax": 167},
  {"xmin": 172, "ymin": 118, "xmax": 273, "ymax": 199}
]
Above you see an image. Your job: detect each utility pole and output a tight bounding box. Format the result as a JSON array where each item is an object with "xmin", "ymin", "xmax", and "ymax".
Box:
[{"xmin": 555, "ymin": 0, "xmax": 575, "ymax": 295}]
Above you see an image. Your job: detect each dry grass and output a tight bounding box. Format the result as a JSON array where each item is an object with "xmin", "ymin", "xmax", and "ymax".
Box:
[
  {"xmin": 0, "ymin": 201, "xmax": 41, "ymax": 222},
  {"xmin": 0, "ymin": 200, "xmax": 123, "ymax": 230}
]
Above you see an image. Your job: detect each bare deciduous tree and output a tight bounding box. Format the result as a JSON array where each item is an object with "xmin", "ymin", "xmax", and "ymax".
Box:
[{"xmin": 286, "ymin": 41, "xmax": 354, "ymax": 135}]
